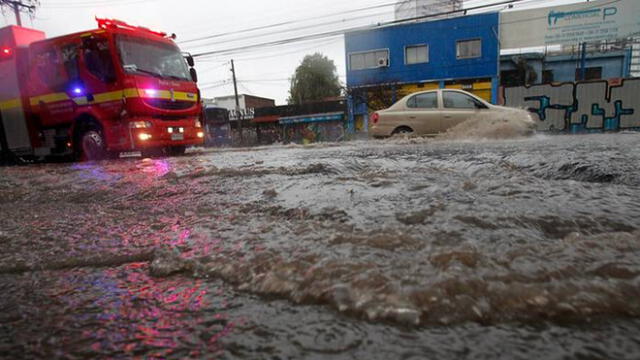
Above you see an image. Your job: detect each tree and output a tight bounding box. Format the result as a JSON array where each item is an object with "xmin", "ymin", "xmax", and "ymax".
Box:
[{"xmin": 288, "ymin": 53, "xmax": 341, "ymax": 105}]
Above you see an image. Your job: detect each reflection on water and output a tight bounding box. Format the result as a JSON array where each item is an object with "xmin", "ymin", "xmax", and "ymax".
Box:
[{"xmin": 1, "ymin": 133, "xmax": 640, "ymax": 358}]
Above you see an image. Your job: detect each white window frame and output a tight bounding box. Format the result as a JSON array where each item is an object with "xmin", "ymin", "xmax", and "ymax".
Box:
[
  {"xmin": 404, "ymin": 44, "xmax": 429, "ymax": 65},
  {"xmin": 348, "ymin": 48, "xmax": 390, "ymax": 71},
  {"xmin": 456, "ymin": 39, "xmax": 482, "ymax": 60}
]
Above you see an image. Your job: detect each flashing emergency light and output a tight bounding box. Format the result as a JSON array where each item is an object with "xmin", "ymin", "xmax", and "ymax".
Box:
[
  {"xmin": 144, "ymin": 89, "xmax": 158, "ymax": 96},
  {"xmin": 96, "ymin": 17, "xmax": 168, "ymax": 38},
  {"xmin": 73, "ymin": 87, "xmax": 84, "ymax": 95},
  {"xmin": 1, "ymin": 47, "xmax": 12, "ymax": 57},
  {"xmin": 138, "ymin": 133, "xmax": 152, "ymax": 141}
]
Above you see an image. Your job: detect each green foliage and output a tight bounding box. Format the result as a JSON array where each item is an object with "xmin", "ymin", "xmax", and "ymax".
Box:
[{"xmin": 288, "ymin": 53, "xmax": 341, "ymax": 105}]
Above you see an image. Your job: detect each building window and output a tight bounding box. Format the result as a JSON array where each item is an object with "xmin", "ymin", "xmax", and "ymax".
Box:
[
  {"xmin": 405, "ymin": 45, "xmax": 429, "ymax": 65},
  {"xmin": 501, "ymin": 70, "xmax": 525, "ymax": 87},
  {"xmin": 575, "ymin": 67, "xmax": 602, "ymax": 81},
  {"xmin": 456, "ymin": 39, "xmax": 481, "ymax": 59},
  {"xmin": 349, "ymin": 49, "xmax": 389, "ymax": 70},
  {"xmin": 542, "ymin": 70, "xmax": 554, "ymax": 84}
]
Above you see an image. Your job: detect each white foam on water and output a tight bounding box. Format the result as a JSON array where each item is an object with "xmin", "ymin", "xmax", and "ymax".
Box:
[{"xmin": 439, "ymin": 111, "xmax": 537, "ymax": 141}]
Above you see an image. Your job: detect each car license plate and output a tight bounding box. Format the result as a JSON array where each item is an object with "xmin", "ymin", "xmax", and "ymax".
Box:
[{"xmin": 171, "ymin": 133, "xmax": 184, "ymax": 141}]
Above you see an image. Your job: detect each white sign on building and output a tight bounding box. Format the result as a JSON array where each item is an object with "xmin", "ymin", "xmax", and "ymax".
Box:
[{"xmin": 500, "ymin": 0, "xmax": 640, "ymax": 49}]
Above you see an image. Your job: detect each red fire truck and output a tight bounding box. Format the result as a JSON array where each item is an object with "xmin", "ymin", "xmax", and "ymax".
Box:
[{"xmin": 0, "ymin": 18, "xmax": 204, "ymax": 162}]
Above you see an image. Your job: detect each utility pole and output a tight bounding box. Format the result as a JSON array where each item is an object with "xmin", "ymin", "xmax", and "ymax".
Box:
[
  {"xmin": 0, "ymin": 0, "xmax": 36, "ymax": 26},
  {"xmin": 12, "ymin": 2, "xmax": 21, "ymax": 26},
  {"xmin": 579, "ymin": 42, "xmax": 587, "ymax": 81},
  {"xmin": 230, "ymin": 59, "xmax": 243, "ymax": 143}
]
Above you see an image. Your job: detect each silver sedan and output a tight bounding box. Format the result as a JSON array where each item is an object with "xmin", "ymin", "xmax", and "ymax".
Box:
[{"xmin": 370, "ymin": 89, "xmax": 535, "ymax": 137}]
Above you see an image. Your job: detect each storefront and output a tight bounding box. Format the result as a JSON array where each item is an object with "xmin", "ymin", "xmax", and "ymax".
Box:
[{"xmin": 280, "ymin": 113, "xmax": 346, "ymax": 144}]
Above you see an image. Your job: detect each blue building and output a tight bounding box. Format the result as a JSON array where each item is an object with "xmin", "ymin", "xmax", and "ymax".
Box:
[{"xmin": 345, "ymin": 12, "xmax": 500, "ymax": 133}]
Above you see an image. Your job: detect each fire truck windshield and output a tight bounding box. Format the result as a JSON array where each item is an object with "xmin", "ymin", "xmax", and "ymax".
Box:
[{"xmin": 116, "ymin": 34, "xmax": 191, "ymax": 81}]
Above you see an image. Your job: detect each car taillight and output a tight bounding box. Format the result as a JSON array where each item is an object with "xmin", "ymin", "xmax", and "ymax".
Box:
[{"xmin": 372, "ymin": 112, "xmax": 380, "ymax": 124}]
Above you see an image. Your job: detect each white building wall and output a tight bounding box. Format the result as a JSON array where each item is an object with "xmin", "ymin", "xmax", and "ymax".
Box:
[
  {"xmin": 394, "ymin": 0, "xmax": 463, "ymax": 21},
  {"xmin": 632, "ymin": 36, "xmax": 640, "ymax": 77}
]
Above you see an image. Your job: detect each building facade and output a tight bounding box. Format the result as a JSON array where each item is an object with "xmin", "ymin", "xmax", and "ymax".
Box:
[
  {"xmin": 500, "ymin": 50, "xmax": 632, "ymax": 87},
  {"xmin": 253, "ymin": 100, "xmax": 348, "ymax": 145},
  {"xmin": 211, "ymin": 94, "xmax": 275, "ymax": 121},
  {"xmin": 345, "ymin": 12, "xmax": 500, "ymax": 133}
]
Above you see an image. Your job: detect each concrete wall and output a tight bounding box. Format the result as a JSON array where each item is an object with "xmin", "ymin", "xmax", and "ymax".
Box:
[{"xmin": 503, "ymin": 78, "xmax": 640, "ymax": 132}]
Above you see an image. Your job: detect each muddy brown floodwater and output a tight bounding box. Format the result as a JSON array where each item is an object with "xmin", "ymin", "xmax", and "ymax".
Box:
[{"xmin": 1, "ymin": 132, "xmax": 640, "ymax": 359}]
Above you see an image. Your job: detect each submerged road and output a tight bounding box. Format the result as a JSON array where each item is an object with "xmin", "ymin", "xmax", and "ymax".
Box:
[{"xmin": 1, "ymin": 133, "xmax": 640, "ymax": 359}]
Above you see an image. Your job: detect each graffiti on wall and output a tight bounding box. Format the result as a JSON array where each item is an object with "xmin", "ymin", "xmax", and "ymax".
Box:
[{"xmin": 503, "ymin": 78, "xmax": 640, "ymax": 131}]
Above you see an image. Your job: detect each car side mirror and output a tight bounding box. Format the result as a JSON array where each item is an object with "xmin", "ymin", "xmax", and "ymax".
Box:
[
  {"xmin": 185, "ymin": 54, "xmax": 195, "ymax": 67},
  {"xmin": 190, "ymin": 68, "xmax": 198, "ymax": 83}
]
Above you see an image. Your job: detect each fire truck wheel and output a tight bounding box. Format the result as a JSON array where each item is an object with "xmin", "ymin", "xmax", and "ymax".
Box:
[
  {"xmin": 165, "ymin": 146, "xmax": 186, "ymax": 156},
  {"xmin": 80, "ymin": 130, "xmax": 107, "ymax": 161}
]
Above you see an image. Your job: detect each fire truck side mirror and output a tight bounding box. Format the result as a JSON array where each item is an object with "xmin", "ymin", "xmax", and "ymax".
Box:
[
  {"xmin": 190, "ymin": 68, "xmax": 198, "ymax": 83},
  {"xmin": 185, "ymin": 54, "xmax": 195, "ymax": 68}
]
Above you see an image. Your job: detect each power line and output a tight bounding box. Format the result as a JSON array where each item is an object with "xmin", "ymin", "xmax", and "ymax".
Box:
[
  {"xmin": 192, "ymin": 0, "xmax": 611, "ymax": 59},
  {"xmin": 191, "ymin": 0, "xmax": 531, "ymax": 58},
  {"xmin": 41, "ymin": 0, "xmax": 161, "ymax": 8},
  {"xmin": 179, "ymin": 0, "xmax": 399, "ymax": 45},
  {"xmin": 186, "ymin": 1, "xmax": 494, "ymax": 53}
]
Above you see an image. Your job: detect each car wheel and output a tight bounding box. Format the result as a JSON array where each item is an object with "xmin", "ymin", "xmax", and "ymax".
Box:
[
  {"xmin": 392, "ymin": 127, "xmax": 414, "ymax": 135},
  {"xmin": 79, "ymin": 129, "xmax": 107, "ymax": 161}
]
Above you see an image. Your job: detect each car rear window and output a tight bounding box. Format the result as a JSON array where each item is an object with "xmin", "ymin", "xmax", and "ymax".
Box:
[{"xmin": 407, "ymin": 92, "xmax": 437, "ymax": 109}]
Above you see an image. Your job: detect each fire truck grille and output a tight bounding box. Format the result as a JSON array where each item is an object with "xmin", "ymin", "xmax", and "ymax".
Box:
[
  {"xmin": 154, "ymin": 115, "xmax": 186, "ymax": 121},
  {"xmin": 145, "ymin": 99, "xmax": 195, "ymax": 110}
]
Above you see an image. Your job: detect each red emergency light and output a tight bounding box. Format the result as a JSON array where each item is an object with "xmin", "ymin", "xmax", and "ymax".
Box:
[
  {"xmin": 1, "ymin": 47, "xmax": 12, "ymax": 57},
  {"xmin": 95, "ymin": 17, "xmax": 173, "ymax": 39}
]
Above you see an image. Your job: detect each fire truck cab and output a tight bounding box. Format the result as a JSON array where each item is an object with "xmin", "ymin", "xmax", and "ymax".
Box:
[{"xmin": 0, "ymin": 18, "xmax": 204, "ymax": 161}]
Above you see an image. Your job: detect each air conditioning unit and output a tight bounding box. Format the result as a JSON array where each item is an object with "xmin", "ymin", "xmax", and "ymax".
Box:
[{"xmin": 377, "ymin": 57, "xmax": 389, "ymax": 67}]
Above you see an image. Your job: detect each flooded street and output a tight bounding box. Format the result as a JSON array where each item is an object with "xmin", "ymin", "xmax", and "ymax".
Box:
[{"xmin": 1, "ymin": 133, "xmax": 640, "ymax": 359}]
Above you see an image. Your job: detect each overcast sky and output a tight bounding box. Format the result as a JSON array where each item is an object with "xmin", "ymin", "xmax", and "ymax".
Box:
[{"xmin": 1, "ymin": 0, "xmax": 581, "ymax": 104}]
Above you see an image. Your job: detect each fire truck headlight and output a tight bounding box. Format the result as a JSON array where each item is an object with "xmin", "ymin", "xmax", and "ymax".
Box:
[
  {"xmin": 138, "ymin": 133, "xmax": 152, "ymax": 141},
  {"xmin": 130, "ymin": 121, "xmax": 152, "ymax": 129},
  {"xmin": 197, "ymin": 131, "xmax": 204, "ymax": 139}
]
